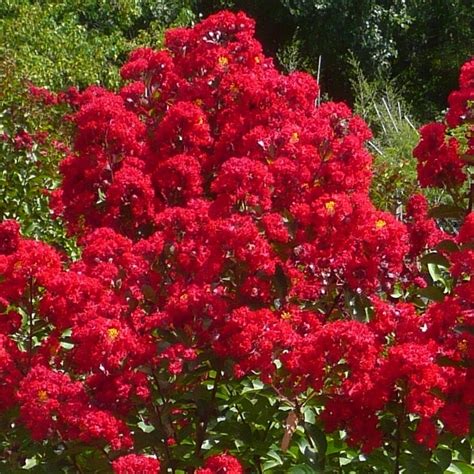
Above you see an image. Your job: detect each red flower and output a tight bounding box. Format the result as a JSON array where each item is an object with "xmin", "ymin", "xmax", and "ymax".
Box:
[
  {"xmin": 413, "ymin": 123, "xmax": 466, "ymax": 187},
  {"xmin": 112, "ymin": 454, "xmax": 160, "ymax": 474},
  {"xmin": 195, "ymin": 454, "xmax": 243, "ymax": 474}
]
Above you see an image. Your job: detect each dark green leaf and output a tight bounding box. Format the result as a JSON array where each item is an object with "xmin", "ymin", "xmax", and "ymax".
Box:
[{"xmin": 429, "ymin": 205, "xmax": 466, "ymax": 219}]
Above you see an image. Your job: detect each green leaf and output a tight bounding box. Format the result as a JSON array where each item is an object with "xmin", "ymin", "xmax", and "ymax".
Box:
[
  {"xmin": 366, "ymin": 450, "xmax": 394, "ymax": 472},
  {"xmin": 401, "ymin": 454, "xmax": 427, "ymax": 474},
  {"xmin": 262, "ymin": 450, "xmax": 284, "ymax": 471},
  {"xmin": 287, "ymin": 465, "xmax": 316, "ymax": 473},
  {"xmin": 417, "ymin": 285, "xmax": 444, "ymax": 301},
  {"xmin": 436, "ymin": 239, "xmax": 459, "ymax": 253},
  {"xmin": 137, "ymin": 421, "xmax": 155, "ymax": 433},
  {"xmin": 22, "ymin": 457, "xmax": 37, "ymax": 470},
  {"xmin": 303, "ymin": 408, "xmax": 316, "ymax": 425},
  {"xmin": 429, "ymin": 205, "xmax": 466, "ymax": 219},
  {"xmin": 304, "ymin": 423, "xmax": 327, "ymax": 458},
  {"xmin": 262, "ymin": 459, "xmax": 284, "ymax": 471},
  {"xmin": 454, "ymin": 438, "xmax": 472, "ymax": 464},
  {"xmin": 435, "ymin": 447, "xmax": 453, "ymax": 471},
  {"xmin": 448, "ymin": 461, "xmax": 474, "ymax": 474},
  {"xmin": 326, "ymin": 437, "xmax": 345, "ymax": 455},
  {"xmin": 421, "ymin": 252, "xmax": 450, "ymax": 268}
]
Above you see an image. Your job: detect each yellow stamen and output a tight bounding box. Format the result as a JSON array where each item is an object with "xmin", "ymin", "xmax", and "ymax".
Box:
[
  {"xmin": 218, "ymin": 56, "xmax": 229, "ymax": 67},
  {"xmin": 375, "ymin": 219, "xmax": 386, "ymax": 229},
  {"xmin": 194, "ymin": 98, "xmax": 203, "ymax": 107},
  {"xmin": 325, "ymin": 200, "xmax": 336, "ymax": 215},
  {"xmin": 281, "ymin": 311, "xmax": 292, "ymax": 320},
  {"xmin": 290, "ymin": 132, "xmax": 299, "ymax": 144},
  {"xmin": 107, "ymin": 328, "xmax": 119, "ymax": 341},
  {"xmin": 38, "ymin": 390, "xmax": 48, "ymax": 402},
  {"xmin": 254, "ymin": 56, "xmax": 261, "ymax": 64}
]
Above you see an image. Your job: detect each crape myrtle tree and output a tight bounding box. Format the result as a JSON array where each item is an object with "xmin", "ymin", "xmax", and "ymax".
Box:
[{"xmin": 0, "ymin": 11, "xmax": 473, "ymax": 473}]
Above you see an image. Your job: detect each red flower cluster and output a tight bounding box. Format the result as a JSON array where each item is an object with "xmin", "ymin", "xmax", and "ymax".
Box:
[
  {"xmin": 406, "ymin": 194, "xmax": 445, "ymax": 256},
  {"xmin": 414, "ymin": 58, "xmax": 474, "ymax": 187},
  {"xmin": 195, "ymin": 454, "xmax": 243, "ymax": 473},
  {"xmin": 17, "ymin": 366, "xmax": 132, "ymax": 449},
  {"xmin": 112, "ymin": 454, "xmax": 160, "ymax": 474},
  {"xmin": 1, "ymin": 11, "xmax": 473, "ymax": 469}
]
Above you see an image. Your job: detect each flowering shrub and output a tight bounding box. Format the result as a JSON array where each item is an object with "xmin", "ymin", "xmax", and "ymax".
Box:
[{"xmin": 0, "ymin": 12, "xmax": 473, "ymax": 473}]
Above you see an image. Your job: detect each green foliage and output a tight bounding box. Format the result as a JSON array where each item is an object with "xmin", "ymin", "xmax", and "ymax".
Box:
[
  {"xmin": 0, "ymin": 55, "xmax": 73, "ymax": 253},
  {"xmin": 348, "ymin": 56, "xmax": 457, "ymax": 218},
  {"xmin": 348, "ymin": 56, "xmax": 421, "ymax": 213},
  {"xmin": 1, "ymin": 2, "xmax": 123, "ymax": 90},
  {"xmin": 277, "ymin": 31, "xmax": 316, "ymax": 76},
  {"xmin": 393, "ymin": 0, "xmax": 474, "ymax": 120},
  {"xmin": 0, "ymin": 0, "xmax": 197, "ymax": 89},
  {"xmin": 285, "ymin": 0, "xmax": 473, "ymax": 119},
  {"xmin": 72, "ymin": 0, "xmax": 196, "ymax": 35}
]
